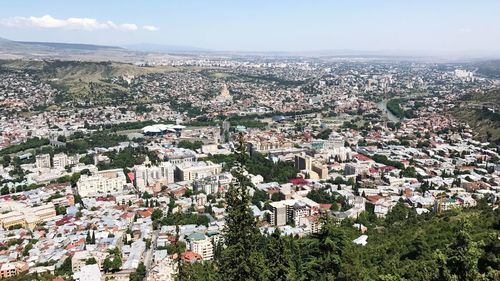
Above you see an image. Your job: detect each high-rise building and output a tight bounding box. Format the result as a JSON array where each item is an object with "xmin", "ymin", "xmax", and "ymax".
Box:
[{"xmin": 134, "ymin": 158, "xmax": 175, "ymax": 192}]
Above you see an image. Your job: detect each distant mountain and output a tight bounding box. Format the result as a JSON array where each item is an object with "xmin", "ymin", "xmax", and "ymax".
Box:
[
  {"xmin": 0, "ymin": 37, "xmax": 123, "ymax": 52},
  {"xmin": 123, "ymin": 43, "xmax": 211, "ymax": 53},
  {"xmin": 0, "ymin": 37, "xmax": 144, "ymax": 61},
  {"xmin": 16, "ymin": 41, "xmax": 124, "ymax": 51}
]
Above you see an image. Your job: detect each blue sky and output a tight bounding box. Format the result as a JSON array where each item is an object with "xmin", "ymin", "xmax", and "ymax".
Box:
[{"xmin": 0, "ymin": 0, "xmax": 499, "ymax": 54}]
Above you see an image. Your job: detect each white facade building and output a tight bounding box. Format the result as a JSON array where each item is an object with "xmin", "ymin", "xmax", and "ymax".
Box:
[
  {"xmin": 134, "ymin": 159, "xmax": 175, "ymax": 192},
  {"xmin": 77, "ymin": 169, "xmax": 126, "ymax": 197}
]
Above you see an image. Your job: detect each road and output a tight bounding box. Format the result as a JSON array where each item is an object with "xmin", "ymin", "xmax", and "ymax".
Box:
[{"xmin": 144, "ymin": 230, "xmax": 159, "ymax": 270}]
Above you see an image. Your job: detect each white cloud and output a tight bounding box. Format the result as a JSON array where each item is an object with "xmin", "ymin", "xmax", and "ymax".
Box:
[
  {"xmin": 458, "ymin": 27, "xmax": 472, "ymax": 33},
  {"xmin": 143, "ymin": 25, "xmax": 159, "ymax": 31},
  {"xmin": 0, "ymin": 15, "xmax": 153, "ymax": 32}
]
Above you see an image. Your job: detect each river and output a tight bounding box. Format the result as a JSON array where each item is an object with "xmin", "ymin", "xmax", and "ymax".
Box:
[{"xmin": 376, "ymin": 99, "xmax": 400, "ymax": 123}]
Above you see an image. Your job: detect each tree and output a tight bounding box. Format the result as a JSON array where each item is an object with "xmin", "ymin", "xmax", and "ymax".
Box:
[
  {"xmin": 218, "ymin": 133, "xmax": 268, "ymax": 281},
  {"xmin": 103, "ymin": 258, "xmax": 112, "ymax": 273},
  {"xmin": 111, "ymin": 254, "xmax": 122, "ymax": 272},
  {"xmin": 2, "ymin": 155, "xmax": 11, "ymax": 167},
  {"xmin": 86, "ymin": 231, "xmax": 92, "ymax": 244},
  {"xmin": 385, "ymin": 201, "xmax": 409, "ymax": 225},
  {"xmin": 266, "ymin": 228, "xmax": 296, "ymax": 280},
  {"xmin": 447, "ymin": 220, "xmax": 482, "ymax": 281},
  {"xmin": 151, "ymin": 208, "xmax": 163, "ymax": 221},
  {"xmin": 85, "ymin": 257, "xmax": 97, "ymax": 265},
  {"xmin": 1, "ymin": 186, "xmax": 9, "ymax": 195}
]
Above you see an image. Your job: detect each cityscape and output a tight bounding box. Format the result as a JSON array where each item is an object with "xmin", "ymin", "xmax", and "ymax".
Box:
[{"xmin": 0, "ymin": 1, "xmax": 499, "ymax": 281}]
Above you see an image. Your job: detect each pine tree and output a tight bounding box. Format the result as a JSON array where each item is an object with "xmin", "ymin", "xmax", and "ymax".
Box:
[
  {"xmin": 266, "ymin": 228, "xmax": 296, "ymax": 280},
  {"xmin": 91, "ymin": 231, "xmax": 96, "ymax": 244},
  {"xmin": 218, "ymin": 133, "xmax": 267, "ymax": 281},
  {"xmin": 86, "ymin": 230, "xmax": 91, "ymax": 244}
]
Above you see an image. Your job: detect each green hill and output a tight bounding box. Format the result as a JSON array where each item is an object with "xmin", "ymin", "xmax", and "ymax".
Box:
[{"xmin": 0, "ymin": 60, "xmax": 170, "ymax": 105}]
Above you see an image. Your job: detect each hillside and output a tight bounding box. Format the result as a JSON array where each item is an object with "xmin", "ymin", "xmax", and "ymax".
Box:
[
  {"xmin": 452, "ymin": 89, "xmax": 500, "ymax": 143},
  {"xmin": 475, "ymin": 60, "xmax": 500, "ymax": 79},
  {"xmin": 0, "ymin": 59, "xmax": 171, "ymax": 105},
  {"xmin": 0, "ymin": 37, "xmax": 150, "ymax": 61}
]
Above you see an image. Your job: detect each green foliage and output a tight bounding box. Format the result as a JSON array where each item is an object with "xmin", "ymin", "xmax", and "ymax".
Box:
[
  {"xmin": 129, "ymin": 262, "xmax": 146, "ymax": 281},
  {"xmin": 177, "ymin": 140, "xmax": 204, "ymax": 150},
  {"xmin": 55, "ymin": 256, "xmax": 73, "ymax": 276},
  {"xmin": 161, "ymin": 212, "xmax": 209, "ymax": 227},
  {"xmin": 372, "ymin": 154, "xmax": 405, "ymax": 170},
  {"xmin": 63, "ymin": 132, "xmax": 128, "ymax": 154},
  {"xmin": 216, "ymin": 133, "xmax": 269, "ymax": 281},
  {"xmin": 182, "ymin": 205, "xmax": 500, "ymax": 280},
  {"xmin": 251, "ymin": 189, "xmax": 269, "ymax": 205},
  {"xmin": 402, "ymin": 166, "xmax": 417, "ymax": 178},
  {"xmin": 315, "ymin": 128, "xmax": 332, "ymax": 140},
  {"xmin": 151, "ymin": 208, "xmax": 163, "ymax": 221},
  {"xmin": 386, "ymin": 98, "xmax": 405, "ymax": 119},
  {"xmin": 306, "ymin": 188, "xmax": 337, "ymax": 204},
  {"xmin": 97, "ymin": 146, "xmax": 159, "ymax": 170},
  {"xmin": 0, "ymin": 137, "xmax": 49, "ymax": 155},
  {"xmin": 205, "ymin": 152, "xmax": 298, "ymax": 183}
]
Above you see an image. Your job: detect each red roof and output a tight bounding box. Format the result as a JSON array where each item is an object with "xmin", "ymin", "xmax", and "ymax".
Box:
[
  {"xmin": 366, "ymin": 195, "xmax": 382, "ymax": 203},
  {"xmin": 319, "ymin": 204, "xmax": 332, "ymax": 209},
  {"xmin": 127, "ymin": 172, "xmax": 135, "ymax": 183},
  {"xmin": 138, "ymin": 208, "xmax": 153, "ymax": 218},
  {"xmin": 96, "ymin": 196, "xmax": 115, "ymax": 202},
  {"xmin": 182, "ymin": 251, "xmax": 202, "ymax": 262},
  {"xmin": 289, "ymin": 178, "xmax": 309, "ymax": 185},
  {"xmin": 353, "ymin": 153, "xmax": 372, "ymax": 161}
]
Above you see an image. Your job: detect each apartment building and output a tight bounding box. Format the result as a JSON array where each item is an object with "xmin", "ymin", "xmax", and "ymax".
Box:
[
  {"xmin": 77, "ymin": 168, "xmax": 126, "ymax": 197},
  {"xmin": 175, "ymin": 161, "xmax": 222, "ymax": 182},
  {"xmin": 134, "ymin": 159, "xmax": 175, "ymax": 192}
]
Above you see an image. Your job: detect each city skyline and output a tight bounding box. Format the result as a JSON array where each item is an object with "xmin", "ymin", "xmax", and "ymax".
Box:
[{"xmin": 0, "ymin": 0, "xmax": 500, "ymax": 56}]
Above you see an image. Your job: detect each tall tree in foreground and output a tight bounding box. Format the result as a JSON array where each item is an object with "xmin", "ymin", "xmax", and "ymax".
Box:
[
  {"xmin": 447, "ymin": 220, "xmax": 482, "ymax": 281},
  {"xmin": 218, "ymin": 133, "xmax": 269, "ymax": 280}
]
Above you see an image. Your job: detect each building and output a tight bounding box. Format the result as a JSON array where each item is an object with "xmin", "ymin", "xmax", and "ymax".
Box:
[
  {"xmin": 187, "ymin": 233, "xmax": 214, "ymax": 261},
  {"xmin": 0, "ymin": 203, "xmax": 56, "ymax": 230},
  {"xmin": 269, "ymin": 201, "xmax": 287, "ymax": 226},
  {"xmin": 175, "ymin": 161, "xmax": 222, "ymax": 182},
  {"xmin": 0, "ymin": 262, "xmax": 27, "ymax": 279},
  {"xmin": 295, "ymin": 153, "xmax": 312, "ymax": 171},
  {"xmin": 269, "ymin": 197, "xmax": 320, "ymax": 226},
  {"xmin": 294, "ymin": 153, "xmax": 328, "ymax": 179},
  {"xmin": 192, "ymin": 173, "xmax": 232, "ymax": 195},
  {"xmin": 35, "ymin": 154, "xmax": 51, "ymax": 169},
  {"xmin": 134, "ymin": 159, "xmax": 175, "ymax": 192},
  {"xmin": 165, "ymin": 148, "xmax": 196, "ymax": 164},
  {"xmin": 73, "ymin": 264, "xmax": 102, "ymax": 281},
  {"xmin": 52, "ymin": 153, "xmax": 68, "ymax": 169},
  {"xmin": 77, "ymin": 169, "xmax": 126, "ymax": 197}
]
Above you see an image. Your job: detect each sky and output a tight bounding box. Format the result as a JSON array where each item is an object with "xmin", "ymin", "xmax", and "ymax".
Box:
[{"xmin": 0, "ymin": 0, "xmax": 499, "ymax": 55}]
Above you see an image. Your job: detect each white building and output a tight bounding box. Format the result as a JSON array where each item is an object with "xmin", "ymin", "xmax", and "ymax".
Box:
[
  {"xmin": 35, "ymin": 154, "xmax": 51, "ymax": 169},
  {"xmin": 175, "ymin": 161, "xmax": 222, "ymax": 182},
  {"xmin": 73, "ymin": 264, "xmax": 102, "ymax": 281},
  {"xmin": 134, "ymin": 159, "xmax": 175, "ymax": 192},
  {"xmin": 77, "ymin": 169, "xmax": 126, "ymax": 197},
  {"xmin": 52, "ymin": 153, "xmax": 68, "ymax": 169},
  {"xmin": 187, "ymin": 233, "xmax": 214, "ymax": 261}
]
